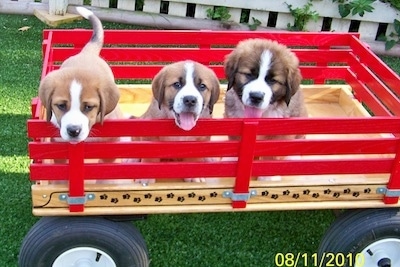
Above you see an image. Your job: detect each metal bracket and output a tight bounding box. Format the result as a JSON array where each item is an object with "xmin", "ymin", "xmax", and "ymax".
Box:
[
  {"xmin": 376, "ymin": 187, "xmax": 400, "ymax": 197},
  {"xmin": 223, "ymin": 190, "xmax": 257, "ymax": 201},
  {"xmin": 59, "ymin": 193, "xmax": 95, "ymax": 205}
]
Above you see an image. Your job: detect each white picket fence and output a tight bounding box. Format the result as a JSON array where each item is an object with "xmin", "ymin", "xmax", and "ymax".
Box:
[{"xmin": 1, "ymin": 0, "xmax": 399, "ymax": 42}]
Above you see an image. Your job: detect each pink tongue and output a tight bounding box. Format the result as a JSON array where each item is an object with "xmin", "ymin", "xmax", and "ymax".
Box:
[
  {"xmin": 179, "ymin": 112, "xmax": 196, "ymax": 131},
  {"xmin": 244, "ymin": 106, "xmax": 263, "ymax": 118}
]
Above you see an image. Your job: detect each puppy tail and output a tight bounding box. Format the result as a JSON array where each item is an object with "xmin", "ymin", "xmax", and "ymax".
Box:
[{"xmin": 76, "ymin": 7, "xmax": 104, "ymax": 55}]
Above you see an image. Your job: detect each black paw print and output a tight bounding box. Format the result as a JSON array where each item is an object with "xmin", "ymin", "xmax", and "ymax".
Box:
[
  {"xmin": 324, "ymin": 189, "xmax": 331, "ymax": 194},
  {"xmin": 283, "ymin": 190, "xmax": 290, "ymax": 196},
  {"xmin": 312, "ymin": 193, "xmax": 320, "ymax": 198},
  {"xmin": 100, "ymin": 194, "xmax": 108, "ymax": 200},
  {"xmin": 155, "ymin": 197, "xmax": 163, "ymax": 203},
  {"xmin": 261, "ymin": 191, "xmax": 269, "ymax": 197},
  {"xmin": 210, "ymin": 192, "xmax": 218, "ymax": 198},
  {"xmin": 198, "ymin": 196, "xmax": 206, "ymax": 202},
  {"xmin": 177, "ymin": 196, "xmax": 185, "ymax": 202},
  {"xmin": 167, "ymin": 193, "xmax": 175, "ymax": 199},
  {"xmin": 292, "ymin": 193, "xmax": 300, "ymax": 199},
  {"xmin": 123, "ymin": 194, "xmax": 130, "ymax": 200},
  {"xmin": 303, "ymin": 189, "xmax": 310, "ymax": 195},
  {"xmin": 133, "ymin": 197, "xmax": 141, "ymax": 203},
  {"xmin": 111, "ymin": 198, "xmax": 119, "ymax": 204},
  {"xmin": 188, "ymin": 192, "xmax": 196, "ymax": 198},
  {"xmin": 271, "ymin": 194, "xmax": 279, "ymax": 200},
  {"xmin": 144, "ymin": 193, "xmax": 152, "ymax": 199}
]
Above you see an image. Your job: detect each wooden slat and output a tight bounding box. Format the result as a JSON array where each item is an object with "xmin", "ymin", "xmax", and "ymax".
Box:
[
  {"xmin": 32, "ymin": 184, "xmax": 383, "ymax": 209},
  {"xmin": 27, "ymin": 117, "xmax": 400, "ymax": 138},
  {"xmin": 28, "ymin": 138, "xmax": 398, "ymax": 160},
  {"xmin": 30, "ymin": 158, "xmax": 393, "ymax": 181},
  {"xmin": 44, "ymin": 30, "xmax": 358, "ymax": 47}
]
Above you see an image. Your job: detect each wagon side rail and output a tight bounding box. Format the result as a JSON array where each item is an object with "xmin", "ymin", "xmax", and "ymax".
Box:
[{"xmin": 27, "ymin": 117, "xmax": 400, "ymax": 214}]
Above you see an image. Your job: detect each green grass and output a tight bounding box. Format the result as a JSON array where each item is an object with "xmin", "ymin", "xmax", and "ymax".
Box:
[{"xmin": 1, "ymin": 13, "xmax": 399, "ymax": 267}]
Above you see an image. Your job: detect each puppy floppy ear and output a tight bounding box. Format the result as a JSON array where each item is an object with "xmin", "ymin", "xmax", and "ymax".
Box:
[
  {"xmin": 285, "ymin": 61, "xmax": 302, "ymax": 106},
  {"xmin": 224, "ymin": 52, "xmax": 239, "ymax": 91},
  {"xmin": 151, "ymin": 68, "xmax": 166, "ymax": 110},
  {"xmin": 98, "ymin": 81, "xmax": 120, "ymax": 124},
  {"xmin": 208, "ymin": 75, "xmax": 221, "ymax": 115},
  {"xmin": 38, "ymin": 74, "xmax": 55, "ymax": 122}
]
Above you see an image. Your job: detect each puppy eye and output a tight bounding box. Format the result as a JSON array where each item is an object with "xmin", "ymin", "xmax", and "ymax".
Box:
[
  {"xmin": 240, "ymin": 72, "xmax": 254, "ymax": 80},
  {"xmin": 173, "ymin": 82, "xmax": 182, "ymax": 89},
  {"xmin": 198, "ymin": 83, "xmax": 207, "ymax": 91},
  {"xmin": 265, "ymin": 75, "xmax": 278, "ymax": 85},
  {"xmin": 56, "ymin": 103, "xmax": 67, "ymax": 111},
  {"xmin": 84, "ymin": 105, "xmax": 95, "ymax": 112}
]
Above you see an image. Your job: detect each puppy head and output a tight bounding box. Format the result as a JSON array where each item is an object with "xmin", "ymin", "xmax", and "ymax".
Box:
[
  {"xmin": 224, "ymin": 38, "xmax": 301, "ymax": 118},
  {"xmin": 152, "ymin": 61, "xmax": 220, "ymax": 131},
  {"xmin": 39, "ymin": 68, "xmax": 119, "ymax": 142}
]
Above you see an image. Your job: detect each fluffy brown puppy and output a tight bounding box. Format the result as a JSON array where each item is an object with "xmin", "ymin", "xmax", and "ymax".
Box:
[
  {"xmin": 224, "ymin": 38, "xmax": 308, "ymax": 180},
  {"xmin": 224, "ymin": 38, "xmax": 307, "ymax": 120},
  {"xmin": 135, "ymin": 60, "xmax": 220, "ymax": 184},
  {"xmin": 39, "ymin": 7, "xmax": 121, "ymax": 144}
]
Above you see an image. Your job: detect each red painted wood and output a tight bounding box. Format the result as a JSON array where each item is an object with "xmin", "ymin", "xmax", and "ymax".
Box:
[
  {"xmin": 30, "ymin": 30, "xmax": 400, "ymax": 210},
  {"xmin": 68, "ymin": 143, "xmax": 85, "ymax": 212}
]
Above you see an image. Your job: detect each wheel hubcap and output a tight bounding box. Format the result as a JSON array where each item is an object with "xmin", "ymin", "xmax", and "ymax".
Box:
[
  {"xmin": 356, "ymin": 238, "xmax": 400, "ymax": 267},
  {"xmin": 52, "ymin": 247, "xmax": 117, "ymax": 267}
]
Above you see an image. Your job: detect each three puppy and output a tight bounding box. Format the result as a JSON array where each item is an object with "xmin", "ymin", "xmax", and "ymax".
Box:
[{"xmin": 39, "ymin": 7, "xmax": 306, "ymax": 184}]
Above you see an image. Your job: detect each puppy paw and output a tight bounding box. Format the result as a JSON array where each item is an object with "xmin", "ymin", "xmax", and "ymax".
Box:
[
  {"xmin": 184, "ymin": 178, "xmax": 206, "ymax": 183},
  {"xmin": 257, "ymin": 175, "xmax": 282, "ymax": 181},
  {"xmin": 134, "ymin": 179, "xmax": 156, "ymax": 185}
]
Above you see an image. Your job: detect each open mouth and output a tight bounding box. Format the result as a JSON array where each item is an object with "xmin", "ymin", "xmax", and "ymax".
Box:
[
  {"xmin": 174, "ymin": 111, "xmax": 198, "ymax": 131},
  {"xmin": 244, "ymin": 106, "xmax": 264, "ymax": 118}
]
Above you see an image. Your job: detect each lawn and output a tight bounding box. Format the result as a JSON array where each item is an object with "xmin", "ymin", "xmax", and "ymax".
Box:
[{"xmin": 0, "ymin": 12, "xmax": 399, "ymax": 267}]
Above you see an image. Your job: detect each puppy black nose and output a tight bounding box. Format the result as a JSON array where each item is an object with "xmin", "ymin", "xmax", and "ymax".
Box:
[
  {"xmin": 183, "ymin": 96, "xmax": 197, "ymax": 107},
  {"xmin": 67, "ymin": 125, "xmax": 82, "ymax": 137},
  {"xmin": 249, "ymin": 92, "xmax": 265, "ymax": 104}
]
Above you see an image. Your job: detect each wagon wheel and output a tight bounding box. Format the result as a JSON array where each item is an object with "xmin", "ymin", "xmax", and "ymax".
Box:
[
  {"xmin": 318, "ymin": 208, "xmax": 400, "ymax": 267},
  {"xmin": 19, "ymin": 216, "xmax": 149, "ymax": 267}
]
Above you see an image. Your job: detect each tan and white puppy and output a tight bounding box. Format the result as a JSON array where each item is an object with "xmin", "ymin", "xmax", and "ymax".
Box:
[
  {"xmin": 136, "ymin": 60, "xmax": 220, "ymax": 184},
  {"xmin": 144, "ymin": 60, "xmax": 220, "ymax": 131},
  {"xmin": 224, "ymin": 38, "xmax": 307, "ymax": 180},
  {"xmin": 39, "ymin": 7, "xmax": 121, "ymax": 144}
]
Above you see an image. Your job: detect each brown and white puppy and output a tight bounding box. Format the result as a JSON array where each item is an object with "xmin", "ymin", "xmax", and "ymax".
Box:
[
  {"xmin": 224, "ymin": 38, "xmax": 307, "ymax": 180},
  {"xmin": 135, "ymin": 60, "xmax": 220, "ymax": 184},
  {"xmin": 39, "ymin": 7, "xmax": 121, "ymax": 144},
  {"xmin": 144, "ymin": 60, "xmax": 220, "ymax": 131}
]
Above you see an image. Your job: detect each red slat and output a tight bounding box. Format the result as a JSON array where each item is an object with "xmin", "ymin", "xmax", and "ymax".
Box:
[
  {"xmin": 29, "ymin": 158, "xmax": 393, "ymax": 181},
  {"xmin": 27, "ymin": 118, "xmax": 400, "ymax": 139},
  {"xmin": 44, "ymin": 30, "xmax": 358, "ymax": 47},
  {"xmin": 28, "ymin": 138, "xmax": 398, "ymax": 160}
]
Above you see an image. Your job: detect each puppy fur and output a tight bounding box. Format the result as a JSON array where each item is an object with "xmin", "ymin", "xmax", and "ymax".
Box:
[
  {"xmin": 224, "ymin": 38, "xmax": 307, "ymax": 121},
  {"xmin": 224, "ymin": 38, "xmax": 307, "ymax": 180},
  {"xmin": 135, "ymin": 60, "xmax": 220, "ymax": 184},
  {"xmin": 39, "ymin": 7, "xmax": 121, "ymax": 143}
]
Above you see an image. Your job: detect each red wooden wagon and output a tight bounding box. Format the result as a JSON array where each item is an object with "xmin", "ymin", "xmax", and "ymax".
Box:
[{"xmin": 19, "ymin": 29, "xmax": 400, "ymax": 267}]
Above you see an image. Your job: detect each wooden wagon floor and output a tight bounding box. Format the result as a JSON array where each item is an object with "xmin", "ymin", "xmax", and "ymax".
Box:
[
  {"xmin": 114, "ymin": 84, "xmax": 390, "ymax": 188},
  {"xmin": 118, "ymin": 84, "xmax": 369, "ymax": 119}
]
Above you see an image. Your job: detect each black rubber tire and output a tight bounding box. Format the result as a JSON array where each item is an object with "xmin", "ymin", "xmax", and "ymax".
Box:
[
  {"xmin": 19, "ymin": 217, "xmax": 149, "ymax": 267},
  {"xmin": 318, "ymin": 208, "xmax": 400, "ymax": 267}
]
